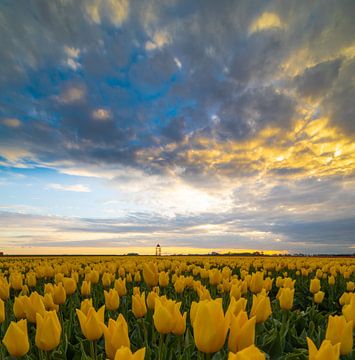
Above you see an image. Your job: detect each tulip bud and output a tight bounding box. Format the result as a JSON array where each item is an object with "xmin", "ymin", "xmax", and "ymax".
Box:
[
  {"xmin": 143, "ymin": 262, "xmax": 159, "ymax": 287},
  {"xmin": 0, "ymin": 278, "xmax": 10, "ymax": 300},
  {"xmin": 228, "ymin": 344, "xmax": 265, "ymax": 359},
  {"xmin": 114, "ymin": 278, "xmax": 127, "ymax": 296},
  {"xmin": 279, "ymin": 288, "xmax": 294, "ymax": 310},
  {"xmin": 132, "ymin": 292, "xmax": 147, "ymax": 318},
  {"xmin": 81, "ymin": 280, "xmax": 91, "ymax": 297},
  {"xmin": 63, "ymin": 277, "xmax": 77, "ymax": 295},
  {"xmin": 159, "ymin": 272, "xmax": 169, "ymax": 287},
  {"xmin": 80, "ymin": 298, "xmax": 93, "ymax": 315},
  {"xmin": 342, "ymin": 295, "xmax": 355, "ymax": 328},
  {"xmin": 191, "ymin": 298, "xmax": 229, "ymax": 354},
  {"xmin": 100, "ymin": 314, "xmax": 130, "ymax": 359},
  {"xmin": 310, "ymin": 278, "xmax": 321, "ymax": 294},
  {"xmin": 53, "ymin": 283, "xmax": 66, "ymax": 305},
  {"xmin": 76, "ymin": 305, "xmax": 105, "ymax": 341},
  {"xmin": 314, "ymin": 291, "xmax": 325, "ymax": 304},
  {"xmin": 228, "ymin": 311, "xmax": 256, "ymax": 353},
  {"xmin": 307, "ymin": 338, "xmax": 340, "ymax": 360},
  {"xmin": 0, "ymin": 298, "xmax": 5, "ymax": 323},
  {"xmin": 250, "ymin": 293, "xmax": 272, "ymax": 323},
  {"xmin": 104, "ymin": 289, "xmax": 120, "ymax": 311},
  {"xmin": 2, "ymin": 319, "xmax": 30, "ymax": 357},
  {"xmin": 23, "ymin": 291, "xmax": 46, "ymax": 323},
  {"xmin": 328, "ymin": 275, "xmax": 335, "ymax": 286},
  {"xmin": 325, "ymin": 315, "xmax": 353, "ymax": 355},
  {"xmin": 114, "ymin": 346, "xmax": 146, "ymax": 360},
  {"xmin": 35, "ymin": 311, "xmax": 61, "ymax": 351},
  {"xmin": 249, "ymin": 272, "xmax": 264, "ymax": 294},
  {"xmin": 13, "ymin": 295, "xmax": 27, "ymax": 319}
]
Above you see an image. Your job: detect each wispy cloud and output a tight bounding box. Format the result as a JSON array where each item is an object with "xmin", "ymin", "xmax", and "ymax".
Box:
[{"xmin": 47, "ymin": 183, "xmax": 91, "ymax": 193}]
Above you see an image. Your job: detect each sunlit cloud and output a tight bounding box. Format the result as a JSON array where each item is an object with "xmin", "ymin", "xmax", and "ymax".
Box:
[
  {"xmin": 249, "ymin": 12, "xmax": 283, "ymax": 33},
  {"xmin": 47, "ymin": 183, "xmax": 91, "ymax": 193}
]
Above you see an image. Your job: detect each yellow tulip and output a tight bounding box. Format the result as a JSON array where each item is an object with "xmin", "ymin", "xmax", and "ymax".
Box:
[
  {"xmin": 249, "ymin": 272, "xmax": 264, "ymax": 294},
  {"xmin": 0, "ymin": 298, "xmax": 5, "ymax": 323},
  {"xmin": 346, "ymin": 281, "xmax": 354, "ymax": 292},
  {"xmin": 153, "ymin": 298, "xmax": 186, "ymax": 335},
  {"xmin": 114, "ymin": 278, "xmax": 127, "ymax": 296},
  {"xmin": 279, "ymin": 288, "xmax": 294, "ymax": 310},
  {"xmin": 102, "ymin": 272, "xmax": 112, "ymax": 288},
  {"xmin": 307, "ymin": 337, "xmax": 340, "ymax": 360},
  {"xmin": 35, "ymin": 311, "xmax": 61, "ymax": 351},
  {"xmin": 44, "ymin": 283, "xmax": 54, "ymax": 295},
  {"xmin": 226, "ymin": 297, "xmax": 247, "ymax": 322},
  {"xmin": 114, "ymin": 346, "xmax": 146, "ymax": 360},
  {"xmin": 174, "ymin": 277, "xmax": 186, "ymax": 294},
  {"xmin": 159, "ymin": 271, "xmax": 169, "ymax": 287},
  {"xmin": 314, "ymin": 291, "xmax": 325, "ymax": 304},
  {"xmin": 250, "ymin": 293, "xmax": 272, "ymax": 323},
  {"xmin": 23, "ymin": 291, "xmax": 46, "ymax": 323},
  {"xmin": 104, "ymin": 289, "xmax": 120, "ymax": 311},
  {"xmin": 228, "ymin": 344, "xmax": 265, "ymax": 359},
  {"xmin": 2, "ymin": 319, "xmax": 29, "ymax": 357},
  {"xmin": 146, "ymin": 290, "xmax": 159, "ymax": 310},
  {"xmin": 228, "ymin": 311, "xmax": 256, "ymax": 353},
  {"xmin": 26, "ymin": 272, "xmax": 36, "ymax": 287},
  {"xmin": 10, "ymin": 272, "xmax": 23, "ymax": 291},
  {"xmin": 43, "ymin": 293, "xmax": 59, "ymax": 311},
  {"xmin": 81, "ymin": 280, "xmax": 91, "ymax": 297},
  {"xmin": 76, "ymin": 305, "xmax": 105, "ymax": 340},
  {"xmin": 53, "ymin": 283, "xmax": 67, "ymax": 305},
  {"xmin": 143, "ymin": 262, "xmax": 159, "ymax": 287},
  {"xmin": 230, "ymin": 284, "xmax": 242, "ymax": 300},
  {"xmin": 191, "ymin": 299, "xmax": 229, "ymax": 354},
  {"xmin": 209, "ymin": 268, "xmax": 222, "ymax": 286},
  {"xmin": 81, "ymin": 298, "xmax": 93, "ymax": 315},
  {"xmin": 328, "ymin": 275, "xmax": 335, "ymax": 286},
  {"xmin": 63, "ymin": 277, "xmax": 77, "ymax": 295},
  {"xmin": 132, "ymin": 292, "xmax": 147, "ymax": 318},
  {"xmin": 100, "ymin": 314, "xmax": 130, "ymax": 359},
  {"xmin": 310, "ymin": 279, "xmax": 321, "ymax": 294},
  {"xmin": 325, "ymin": 315, "xmax": 353, "ymax": 355},
  {"xmin": 13, "ymin": 295, "xmax": 27, "ymax": 319},
  {"xmin": 342, "ymin": 295, "xmax": 355, "ymax": 328},
  {"xmin": 0, "ymin": 277, "xmax": 10, "ymax": 300}
]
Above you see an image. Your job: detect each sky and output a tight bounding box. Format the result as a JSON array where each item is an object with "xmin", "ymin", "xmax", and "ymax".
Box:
[{"xmin": 0, "ymin": 0, "xmax": 354, "ymax": 255}]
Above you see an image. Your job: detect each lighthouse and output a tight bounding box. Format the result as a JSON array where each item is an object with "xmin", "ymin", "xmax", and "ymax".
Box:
[{"xmin": 155, "ymin": 244, "xmax": 161, "ymax": 256}]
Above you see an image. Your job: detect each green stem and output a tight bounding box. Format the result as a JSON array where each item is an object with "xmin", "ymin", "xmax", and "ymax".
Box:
[
  {"xmin": 89, "ymin": 340, "xmax": 97, "ymax": 360},
  {"xmin": 158, "ymin": 333, "xmax": 164, "ymax": 360},
  {"xmin": 205, "ymin": 353, "xmax": 212, "ymax": 360}
]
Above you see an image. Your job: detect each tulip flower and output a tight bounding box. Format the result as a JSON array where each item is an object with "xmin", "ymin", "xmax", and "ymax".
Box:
[
  {"xmin": 250, "ymin": 293, "xmax": 272, "ymax": 323},
  {"xmin": 342, "ymin": 295, "xmax": 355, "ymax": 328},
  {"xmin": 209, "ymin": 268, "xmax": 222, "ymax": 286},
  {"xmin": 63, "ymin": 277, "xmax": 77, "ymax": 295},
  {"xmin": 102, "ymin": 272, "xmax": 112, "ymax": 287},
  {"xmin": 158, "ymin": 271, "xmax": 169, "ymax": 287},
  {"xmin": 310, "ymin": 279, "xmax": 321, "ymax": 294},
  {"xmin": 153, "ymin": 297, "xmax": 186, "ymax": 335},
  {"xmin": 328, "ymin": 275, "xmax": 335, "ymax": 286},
  {"xmin": 114, "ymin": 346, "xmax": 146, "ymax": 360},
  {"xmin": 143, "ymin": 262, "xmax": 159, "ymax": 287},
  {"xmin": 174, "ymin": 277, "xmax": 186, "ymax": 294},
  {"xmin": 325, "ymin": 315, "xmax": 353, "ymax": 355},
  {"xmin": 104, "ymin": 289, "xmax": 120, "ymax": 311},
  {"xmin": 191, "ymin": 298, "xmax": 229, "ymax": 354},
  {"xmin": 100, "ymin": 314, "xmax": 130, "ymax": 359},
  {"xmin": 0, "ymin": 298, "xmax": 5, "ymax": 323},
  {"xmin": 228, "ymin": 311, "xmax": 256, "ymax": 353},
  {"xmin": 279, "ymin": 288, "xmax": 294, "ymax": 310},
  {"xmin": 132, "ymin": 292, "xmax": 147, "ymax": 318},
  {"xmin": 10, "ymin": 272, "xmax": 23, "ymax": 291},
  {"xmin": 314, "ymin": 291, "xmax": 325, "ymax": 304},
  {"xmin": 44, "ymin": 283, "xmax": 54, "ymax": 295},
  {"xmin": 0, "ymin": 277, "xmax": 10, "ymax": 300},
  {"xmin": 2, "ymin": 319, "xmax": 30, "ymax": 357},
  {"xmin": 81, "ymin": 298, "xmax": 93, "ymax": 315},
  {"xmin": 307, "ymin": 337, "xmax": 340, "ymax": 360},
  {"xmin": 228, "ymin": 344, "xmax": 265, "ymax": 359},
  {"xmin": 76, "ymin": 305, "xmax": 105, "ymax": 340},
  {"xmin": 114, "ymin": 278, "xmax": 127, "ymax": 296},
  {"xmin": 230, "ymin": 284, "xmax": 242, "ymax": 300},
  {"xmin": 53, "ymin": 282, "xmax": 66, "ymax": 305},
  {"xmin": 43, "ymin": 293, "xmax": 59, "ymax": 312},
  {"xmin": 81, "ymin": 280, "xmax": 91, "ymax": 297},
  {"xmin": 13, "ymin": 295, "xmax": 27, "ymax": 319},
  {"xmin": 35, "ymin": 311, "xmax": 61, "ymax": 351},
  {"xmin": 26, "ymin": 272, "xmax": 36, "ymax": 287},
  {"xmin": 249, "ymin": 272, "xmax": 264, "ymax": 294},
  {"xmin": 23, "ymin": 291, "xmax": 46, "ymax": 323},
  {"xmin": 226, "ymin": 297, "xmax": 247, "ymax": 322},
  {"xmin": 146, "ymin": 290, "xmax": 160, "ymax": 309}
]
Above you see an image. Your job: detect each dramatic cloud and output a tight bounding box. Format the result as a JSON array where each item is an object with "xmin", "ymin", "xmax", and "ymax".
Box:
[{"xmin": 0, "ymin": 0, "xmax": 354, "ymax": 254}]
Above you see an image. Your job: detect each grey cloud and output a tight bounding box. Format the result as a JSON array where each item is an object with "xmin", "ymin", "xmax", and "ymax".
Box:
[{"xmin": 295, "ymin": 59, "xmax": 342, "ymax": 99}]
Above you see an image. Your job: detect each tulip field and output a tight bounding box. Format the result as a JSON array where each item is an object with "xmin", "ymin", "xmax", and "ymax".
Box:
[{"xmin": 0, "ymin": 256, "xmax": 354, "ymax": 359}]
